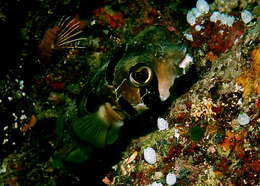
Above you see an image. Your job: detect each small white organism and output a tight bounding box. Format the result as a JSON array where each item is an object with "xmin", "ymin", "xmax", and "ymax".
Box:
[
  {"xmin": 195, "ymin": 24, "xmax": 203, "ymax": 31},
  {"xmin": 184, "ymin": 33, "xmax": 193, "ymax": 41},
  {"xmin": 210, "ymin": 11, "xmax": 235, "ymax": 27},
  {"xmin": 237, "ymin": 113, "xmax": 251, "ymax": 125},
  {"xmin": 191, "ymin": 7, "xmax": 203, "ymax": 18},
  {"xmin": 210, "ymin": 11, "xmax": 221, "ymax": 22},
  {"xmin": 196, "ymin": 0, "xmax": 209, "ymax": 14},
  {"xmin": 157, "ymin": 117, "xmax": 169, "ymax": 131},
  {"xmin": 225, "ymin": 15, "xmax": 235, "ymax": 27},
  {"xmin": 166, "ymin": 172, "xmax": 177, "ymax": 185},
  {"xmin": 148, "ymin": 182, "xmax": 163, "ymax": 186},
  {"xmin": 144, "ymin": 147, "xmax": 157, "ymax": 164},
  {"xmin": 179, "ymin": 54, "xmax": 193, "ymax": 74},
  {"xmin": 174, "ymin": 128, "xmax": 180, "ymax": 140},
  {"xmin": 241, "ymin": 10, "xmax": 253, "ymax": 24},
  {"xmin": 186, "ymin": 10, "xmax": 196, "ymax": 25},
  {"xmin": 219, "ymin": 13, "xmax": 235, "ymax": 27}
]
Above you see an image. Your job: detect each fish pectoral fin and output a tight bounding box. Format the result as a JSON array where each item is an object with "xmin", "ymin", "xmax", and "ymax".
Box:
[
  {"xmin": 72, "ymin": 112, "xmax": 109, "ymax": 148},
  {"xmin": 65, "ymin": 146, "xmax": 93, "ymax": 163},
  {"xmin": 72, "ymin": 103, "xmax": 124, "ymax": 148},
  {"xmin": 106, "ymin": 125, "xmax": 121, "ymax": 145}
]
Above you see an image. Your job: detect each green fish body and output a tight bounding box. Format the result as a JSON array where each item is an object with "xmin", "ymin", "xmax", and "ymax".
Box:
[{"xmin": 67, "ymin": 26, "xmax": 189, "ymax": 162}]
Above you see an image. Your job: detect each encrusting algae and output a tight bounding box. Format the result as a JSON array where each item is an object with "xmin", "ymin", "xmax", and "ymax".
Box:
[{"xmin": 236, "ymin": 41, "xmax": 260, "ymax": 97}]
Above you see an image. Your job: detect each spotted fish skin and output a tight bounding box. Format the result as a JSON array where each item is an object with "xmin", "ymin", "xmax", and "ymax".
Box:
[
  {"xmin": 63, "ymin": 26, "xmax": 189, "ymax": 162},
  {"xmin": 112, "ymin": 26, "xmax": 187, "ymax": 104}
]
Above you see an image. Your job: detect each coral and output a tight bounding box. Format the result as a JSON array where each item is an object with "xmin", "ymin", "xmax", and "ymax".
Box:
[{"xmin": 236, "ymin": 43, "xmax": 260, "ymax": 97}]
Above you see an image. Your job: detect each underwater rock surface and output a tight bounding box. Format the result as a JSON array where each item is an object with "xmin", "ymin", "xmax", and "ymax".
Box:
[{"xmin": 0, "ymin": 0, "xmax": 259, "ymax": 185}]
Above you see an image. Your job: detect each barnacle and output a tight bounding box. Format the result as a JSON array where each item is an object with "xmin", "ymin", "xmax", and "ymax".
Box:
[{"xmin": 38, "ymin": 16, "xmax": 87, "ymax": 63}]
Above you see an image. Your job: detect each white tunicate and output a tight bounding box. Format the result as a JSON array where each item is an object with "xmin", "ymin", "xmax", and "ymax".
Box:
[
  {"xmin": 237, "ymin": 113, "xmax": 251, "ymax": 125},
  {"xmin": 166, "ymin": 173, "xmax": 177, "ymax": 185},
  {"xmin": 210, "ymin": 11, "xmax": 221, "ymax": 22},
  {"xmin": 196, "ymin": 0, "xmax": 209, "ymax": 14},
  {"xmin": 226, "ymin": 15, "xmax": 235, "ymax": 27},
  {"xmin": 218, "ymin": 13, "xmax": 235, "ymax": 27},
  {"xmin": 195, "ymin": 24, "xmax": 203, "ymax": 31},
  {"xmin": 184, "ymin": 33, "xmax": 193, "ymax": 41},
  {"xmin": 191, "ymin": 8, "xmax": 202, "ymax": 18},
  {"xmin": 219, "ymin": 13, "xmax": 228, "ymax": 25},
  {"xmin": 179, "ymin": 54, "xmax": 193, "ymax": 74},
  {"xmin": 186, "ymin": 11, "xmax": 196, "ymax": 25},
  {"xmin": 174, "ymin": 128, "xmax": 180, "ymax": 139},
  {"xmin": 241, "ymin": 10, "xmax": 253, "ymax": 24},
  {"xmin": 149, "ymin": 182, "xmax": 163, "ymax": 186},
  {"xmin": 157, "ymin": 117, "xmax": 169, "ymax": 131},
  {"xmin": 144, "ymin": 147, "xmax": 156, "ymax": 164}
]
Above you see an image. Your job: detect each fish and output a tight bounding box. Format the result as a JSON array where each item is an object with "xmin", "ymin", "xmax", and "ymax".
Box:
[
  {"xmin": 71, "ymin": 26, "xmax": 189, "ymax": 151},
  {"xmin": 38, "ymin": 16, "xmax": 87, "ymax": 64},
  {"xmin": 49, "ymin": 25, "xmax": 190, "ymax": 163}
]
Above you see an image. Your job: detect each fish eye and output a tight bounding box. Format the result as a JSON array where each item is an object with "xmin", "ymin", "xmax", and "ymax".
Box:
[{"xmin": 129, "ymin": 65, "xmax": 153, "ymax": 87}]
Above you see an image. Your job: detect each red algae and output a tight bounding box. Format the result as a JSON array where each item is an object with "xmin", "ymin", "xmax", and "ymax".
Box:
[
  {"xmin": 94, "ymin": 7, "xmax": 125, "ymax": 29},
  {"xmin": 188, "ymin": 19, "xmax": 246, "ymax": 55}
]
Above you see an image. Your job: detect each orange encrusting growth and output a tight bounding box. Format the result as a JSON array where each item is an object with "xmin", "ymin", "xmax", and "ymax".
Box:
[
  {"xmin": 20, "ymin": 115, "xmax": 37, "ymax": 132},
  {"xmin": 236, "ymin": 42, "xmax": 260, "ymax": 97}
]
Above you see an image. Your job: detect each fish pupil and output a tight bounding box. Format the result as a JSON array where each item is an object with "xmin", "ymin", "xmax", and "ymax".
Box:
[{"xmin": 133, "ymin": 68, "xmax": 149, "ymax": 84}]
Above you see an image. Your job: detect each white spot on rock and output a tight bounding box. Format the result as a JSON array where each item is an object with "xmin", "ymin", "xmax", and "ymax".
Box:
[
  {"xmin": 186, "ymin": 11, "xmax": 196, "ymax": 25},
  {"xmin": 195, "ymin": 24, "xmax": 203, "ymax": 31},
  {"xmin": 174, "ymin": 128, "xmax": 180, "ymax": 140},
  {"xmin": 166, "ymin": 172, "xmax": 177, "ymax": 185},
  {"xmin": 148, "ymin": 182, "xmax": 163, "ymax": 186},
  {"xmin": 241, "ymin": 10, "xmax": 253, "ymax": 24},
  {"xmin": 237, "ymin": 113, "xmax": 251, "ymax": 125},
  {"xmin": 196, "ymin": 0, "xmax": 209, "ymax": 14},
  {"xmin": 144, "ymin": 147, "xmax": 156, "ymax": 164},
  {"xmin": 184, "ymin": 33, "xmax": 193, "ymax": 41},
  {"xmin": 157, "ymin": 117, "xmax": 169, "ymax": 131},
  {"xmin": 179, "ymin": 54, "xmax": 193, "ymax": 74},
  {"xmin": 210, "ymin": 11, "xmax": 221, "ymax": 22},
  {"xmin": 191, "ymin": 7, "xmax": 202, "ymax": 18}
]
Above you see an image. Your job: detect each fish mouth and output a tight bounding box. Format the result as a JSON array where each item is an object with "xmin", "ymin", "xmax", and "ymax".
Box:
[
  {"xmin": 155, "ymin": 61, "xmax": 176, "ymax": 101},
  {"xmin": 154, "ymin": 46, "xmax": 189, "ymax": 101}
]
